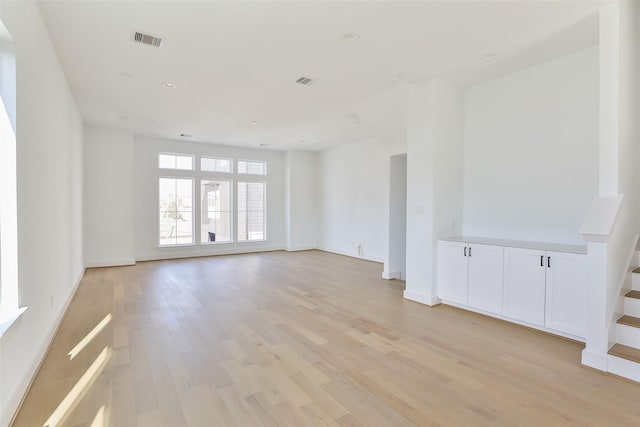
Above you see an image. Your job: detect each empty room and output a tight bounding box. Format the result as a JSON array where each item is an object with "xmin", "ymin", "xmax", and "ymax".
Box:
[{"xmin": 1, "ymin": 0, "xmax": 640, "ymax": 426}]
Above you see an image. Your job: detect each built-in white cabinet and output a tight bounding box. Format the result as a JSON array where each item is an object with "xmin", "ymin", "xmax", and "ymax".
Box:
[
  {"xmin": 438, "ymin": 237, "xmax": 587, "ymax": 340},
  {"xmin": 437, "ymin": 241, "xmax": 469, "ymax": 304},
  {"xmin": 437, "ymin": 241, "xmax": 504, "ymax": 314},
  {"xmin": 544, "ymin": 251, "xmax": 587, "ymax": 337},
  {"xmin": 503, "ymin": 247, "xmax": 547, "ymax": 326},
  {"xmin": 468, "ymin": 244, "xmax": 504, "ymax": 314}
]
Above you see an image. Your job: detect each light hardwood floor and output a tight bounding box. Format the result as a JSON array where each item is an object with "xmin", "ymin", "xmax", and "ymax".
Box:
[{"xmin": 12, "ymin": 250, "xmax": 640, "ymax": 426}]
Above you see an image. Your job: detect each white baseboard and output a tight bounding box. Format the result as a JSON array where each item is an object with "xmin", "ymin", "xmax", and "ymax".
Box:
[
  {"xmin": 285, "ymin": 246, "xmax": 316, "ymax": 252},
  {"xmin": 581, "ymin": 348, "xmax": 608, "ymax": 371},
  {"xmin": 135, "ymin": 246, "xmax": 285, "ymax": 262},
  {"xmin": 403, "ymin": 290, "xmax": 441, "ymax": 306},
  {"xmin": 444, "ymin": 300, "xmax": 585, "ymax": 343},
  {"xmin": 3, "ymin": 268, "xmax": 85, "ymax": 427},
  {"xmin": 84, "ymin": 258, "xmax": 136, "ymax": 268},
  {"xmin": 382, "ymin": 271, "xmax": 401, "ymax": 280},
  {"xmin": 317, "ymin": 246, "xmax": 384, "ymax": 263}
]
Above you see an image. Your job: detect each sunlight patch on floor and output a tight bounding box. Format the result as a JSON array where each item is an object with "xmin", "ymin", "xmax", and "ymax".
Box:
[
  {"xmin": 68, "ymin": 314, "xmax": 112, "ymax": 360},
  {"xmin": 43, "ymin": 347, "xmax": 113, "ymax": 427}
]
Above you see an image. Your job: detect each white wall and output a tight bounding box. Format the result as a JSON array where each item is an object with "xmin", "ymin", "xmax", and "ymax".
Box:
[
  {"xmin": 134, "ymin": 136, "xmax": 286, "ymax": 260},
  {"xmin": 404, "ymin": 79, "xmax": 464, "ymax": 305},
  {"xmin": 317, "ymin": 138, "xmax": 389, "ymax": 262},
  {"xmin": 84, "ymin": 126, "xmax": 135, "ymax": 267},
  {"xmin": 285, "ymin": 151, "xmax": 318, "ymax": 251},
  {"xmin": 462, "ymin": 46, "xmax": 599, "ymax": 245},
  {"xmin": 0, "ymin": 2, "xmax": 84, "ymax": 425}
]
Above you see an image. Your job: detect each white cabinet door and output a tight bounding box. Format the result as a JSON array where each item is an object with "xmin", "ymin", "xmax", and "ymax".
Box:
[
  {"xmin": 437, "ymin": 241, "xmax": 468, "ymax": 304},
  {"xmin": 503, "ymin": 247, "xmax": 546, "ymax": 326},
  {"xmin": 468, "ymin": 244, "xmax": 504, "ymax": 314},
  {"xmin": 545, "ymin": 251, "xmax": 587, "ymax": 337}
]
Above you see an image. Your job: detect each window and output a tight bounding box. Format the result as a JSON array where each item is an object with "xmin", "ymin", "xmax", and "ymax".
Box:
[
  {"xmin": 0, "ymin": 20, "xmax": 23, "ymax": 335},
  {"xmin": 201, "ymin": 180, "xmax": 231, "ymax": 243},
  {"xmin": 237, "ymin": 182, "xmax": 265, "ymax": 241},
  {"xmin": 201, "ymin": 157, "xmax": 232, "ymax": 173},
  {"xmin": 238, "ymin": 159, "xmax": 266, "ymax": 175},
  {"xmin": 159, "ymin": 153, "xmax": 194, "ymax": 170},
  {"xmin": 159, "ymin": 178, "xmax": 193, "ymax": 246}
]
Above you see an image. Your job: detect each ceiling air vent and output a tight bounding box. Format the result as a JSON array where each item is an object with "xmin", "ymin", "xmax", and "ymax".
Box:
[
  {"xmin": 133, "ymin": 31, "xmax": 162, "ymax": 48},
  {"xmin": 296, "ymin": 76, "xmax": 313, "ymax": 86}
]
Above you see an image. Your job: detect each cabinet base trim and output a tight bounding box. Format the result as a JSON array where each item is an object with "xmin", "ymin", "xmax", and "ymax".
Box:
[{"xmin": 442, "ymin": 300, "xmax": 585, "ymax": 343}]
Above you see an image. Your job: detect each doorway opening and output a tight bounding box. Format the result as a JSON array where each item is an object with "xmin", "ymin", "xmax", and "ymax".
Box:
[{"xmin": 386, "ymin": 154, "xmax": 407, "ymax": 280}]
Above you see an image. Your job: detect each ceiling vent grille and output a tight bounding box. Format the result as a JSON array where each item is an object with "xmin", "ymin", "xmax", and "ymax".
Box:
[
  {"xmin": 296, "ymin": 76, "xmax": 313, "ymax": 85},
  {"xmin": 133, "ymin": 31, "xmax": 162, "ymax": 47}
]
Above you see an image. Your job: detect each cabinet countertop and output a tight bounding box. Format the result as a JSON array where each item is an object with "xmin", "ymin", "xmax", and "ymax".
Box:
[{"xmin": 440, "ymin": 236, "xmax": 587, "ymax": 255}]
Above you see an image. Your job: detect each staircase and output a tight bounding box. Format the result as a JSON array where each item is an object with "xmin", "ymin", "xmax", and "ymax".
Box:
[{"xmin": 608, "ymin": 258, "xmax": 640, "ymax": 382}]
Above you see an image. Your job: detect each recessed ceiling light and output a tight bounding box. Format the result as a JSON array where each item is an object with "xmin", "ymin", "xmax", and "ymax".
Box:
[
  {"xmin": 343, "ymin": 32, "xmax": 360, "ymax": 43},
  {"xmin": 387, "ymin": 74, "xmax": 400, "ymax": 83},
  {"xmin": 162, "ymin": 82, "xmax": 177, "ymax": 89},
  {"xmin": 482, "ymin": 53, "xmax": 500, "ymax": 62},
  {"xmin": 250, "ymin": 120, "xmax": 259, "ymax": 126}
]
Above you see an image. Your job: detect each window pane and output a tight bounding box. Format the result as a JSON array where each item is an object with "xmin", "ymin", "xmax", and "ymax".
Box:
[
  {"xmin": 237, "ymin": 181, "xmax": 265, "ymax": 241},
  {"xmin": 238, "ymin": 160, "xmax": 266, "ymax": 175},
  {"xmin": 176, "ymin": 179, "xmax": 192, "ymax": 208},
  {"xmin": 159, "ymin": 177, "xmax": 193, "ymax": 246},
  {"xmin": 159, "ymin": 154, "xmax": 175, "ymax": 169},
  {"xmin": 201, "ymin": 157, "xmax": 232, "ymax": 173},
  {"xmin": 159, "ymin": 153, "xmax": 193, "ymax": 170},
  {"xmin": 201, "ymin": 180, "xmax": 231, "ymax": 243},
  {"xmin": 176, "ymin": 155, "xmax": 193, "ymax": 170},
  {"xmin": 175, "ymin": 211, "xmax": 193, "ymax": 244},
  {"xmin": 217, "ymin": 159, "xmax": 231, "ymax": 172}
]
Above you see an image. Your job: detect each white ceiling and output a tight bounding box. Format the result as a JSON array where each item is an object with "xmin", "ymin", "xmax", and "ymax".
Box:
[{"xmin": 37, "ymin": 0, "xmax": 606, "ymax": 151}]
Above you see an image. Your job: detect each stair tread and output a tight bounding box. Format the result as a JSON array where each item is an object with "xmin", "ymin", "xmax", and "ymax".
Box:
[
  {"xmin": 633, "ymin": 267, "xmax": 640, "ymax": 274},
  {"xmin": 625, "ymin": 290, "xmax": 640, "ymax": 299},
  {"xmin": 609, "ymin": 344, "xmax": 640, "ymax": 364},
  {"xmin": 618, "ymin": 315, "xmax": 640, "ymax": 328}
]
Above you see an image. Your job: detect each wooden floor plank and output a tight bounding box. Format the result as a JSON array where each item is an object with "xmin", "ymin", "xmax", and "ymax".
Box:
[{"xmin": 11, "ymin": 250, "xmax": 640, "ymax": 427}]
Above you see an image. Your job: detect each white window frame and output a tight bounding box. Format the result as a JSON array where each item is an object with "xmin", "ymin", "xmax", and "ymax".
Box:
[
  {"xmin": 237, "ymin": 159, "xmax": 267, "ymax": 176},
  {"xmin": 158, "ymin": 176, "xmax": 195, "ymax": 247},
  {"xmin": 236, "ymin": 180, "xmax": 267, "ymax": 242},
  {"xmin": 158, "ymin": 152, "xmax": 195, "ymax": 171},
  {"xmin": 199, "ymin": 178, "xmax": 233, "ymax": 245}
]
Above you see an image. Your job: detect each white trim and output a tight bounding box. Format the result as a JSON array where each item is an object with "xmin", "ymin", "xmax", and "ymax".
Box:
[
  {"xmin": 135, "ymin": 246, "xmax": 285, "ymax": 262},
  {"xmin": 3, "ymin": 268, "xmax": 85, "ymax": 427},
  {"xmin": 581, "ymin": 348, "xmax": 609, "ymax": 371},
  {"xmin": 443, "ymin": 300, "xmax": 585, "ymax": 342},
  {"xmin": 317, "ymin": 246, "xmax": 384, "ymax": 263},
  {"xmin": 84, "ymin": 258, "xmax": 136, "ymax": 268},
  {"xmin": 607, "ymin": 354, "xmax": 640, "ymax": 382},
  {"xmin": 403, "ymin": 290, "xmax": 441, "ymax": 306},
  {"xmin": 285, "ymin": 246, "xmax": 316, "ymax": 252},
  {"xmin": 382, "ymin": 270, "xmax": 401, "ymax": 280}
]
